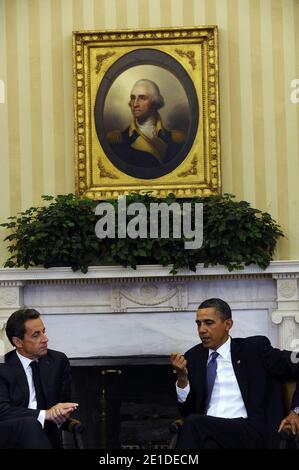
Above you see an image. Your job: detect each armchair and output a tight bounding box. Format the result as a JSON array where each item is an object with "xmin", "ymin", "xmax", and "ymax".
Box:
[
  {"xmin": 61, "ymin": 417, "xmax": 84, "ymax": 449},
  {"xmin": 168, "ymin": 381, "xmax": 298, "ymax": 449}
]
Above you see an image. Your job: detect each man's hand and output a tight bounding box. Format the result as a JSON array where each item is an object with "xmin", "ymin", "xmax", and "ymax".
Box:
[
  {"xmin": 45, "ymin": 402, "xmax": 79, "ymax": 425},
  {"xmin": 170, "ymin": 352, "xmax": 189, "ymax": 389},
  {"xmin": 278, "ymin": 411, "xmax": 299, "ymax": 437}
]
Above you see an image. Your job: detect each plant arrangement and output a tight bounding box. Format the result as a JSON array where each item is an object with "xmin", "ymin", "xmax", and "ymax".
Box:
[{"xmin": 1, "ymin": 193, "xmax": 284, "ymax": 274}]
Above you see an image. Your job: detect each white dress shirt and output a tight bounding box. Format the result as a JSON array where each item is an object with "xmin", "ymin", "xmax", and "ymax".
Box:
[
  {"xmin": 16, "ymin": 351, "xmax": 46, "ymax": 427},
  {"xmin": 176, "ymin": 337, "xmax": 248, "ymax": 418}
]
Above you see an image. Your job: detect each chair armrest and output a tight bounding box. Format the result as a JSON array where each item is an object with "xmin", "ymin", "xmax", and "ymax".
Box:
[
  {"xmin": 278, "ymin": 425, "xmax": 299, "ymax": 449},
  {"xmin": 168, "ymin": 418, "xmax": 184, "ymax": 449},
  {"xmin": 61, "ymin": 418, "xmax": 85, "ymax": 449},
  {"xmin": 169, "ymin": 418, "xmax": 184, "ymax": 434},
  {"xmin": 279, "ymin": 427, "xmax": 298, "ymax": 441},
  {"xmin": 61, "ymin": 418, "xmax": 84, "ymax": 434}
]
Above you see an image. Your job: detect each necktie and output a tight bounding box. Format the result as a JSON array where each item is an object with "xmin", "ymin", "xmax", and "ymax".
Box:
[
  {"xmin": 205, "ymin": 351, "xmax": 219, "ymax": 411},
  {"xmin": 30, "ymin": 360, "xmax": 46, "ymax": 410}
]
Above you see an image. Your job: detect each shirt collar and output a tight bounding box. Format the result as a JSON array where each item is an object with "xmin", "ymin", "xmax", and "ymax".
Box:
[
  {"xmin": 16, "ymin": 350, "xmax": 36, "ymax": 370},
  {"xmin": 129, "ymin": 113, "xmax": 163, "ymax": 136},
  {"xmin": 209, "ymin": 336, "xmax": 231, "ymax": 360}
]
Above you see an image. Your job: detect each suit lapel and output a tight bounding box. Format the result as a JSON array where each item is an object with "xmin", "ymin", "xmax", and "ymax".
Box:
[
  {"xmin": 231, "ymin": 339, "xmax": 249, "ymax": 408},
  {"xmin": 194, "ymin": 346, "xmax": 209, "ymax": 412},
  {"xmin": 39, "ymin": 355, "xmax": 52, "ymax": 407},
  {"xmin": 8, "ymin": 351, "xmax": 30, "ymax": 405}
]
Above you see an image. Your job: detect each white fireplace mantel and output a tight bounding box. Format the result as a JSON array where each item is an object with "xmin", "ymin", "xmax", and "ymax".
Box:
[{"xmin": 1, "ymin": 261, "xmax": 299, "ymax": 358}]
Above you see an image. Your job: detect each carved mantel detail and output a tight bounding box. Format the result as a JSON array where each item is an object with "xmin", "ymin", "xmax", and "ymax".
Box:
[
  {"xmin": 111, "ymin": 283, "xmax": 188, "ymax": 312},
  {"xmin": 271, "ymin": 274, "xmax": 299, "ymax": 350},
  {"xmin": 0, "ymin": 281, "xmax": 25, "ymax": 351},
  {"xmin": 0, "ymin": 281, "xmax": 25, "ymax": 310}
]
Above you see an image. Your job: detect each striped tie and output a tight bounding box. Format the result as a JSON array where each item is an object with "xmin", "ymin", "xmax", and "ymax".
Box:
[{"xmin": 205, "ymin": 351, "xmax": 219, "ymax": 412}]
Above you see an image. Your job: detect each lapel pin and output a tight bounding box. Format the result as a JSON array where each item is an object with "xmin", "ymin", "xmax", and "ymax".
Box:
[{"xmin": 237, "ymin": 360, "xmax": 241, "ymax": 365}]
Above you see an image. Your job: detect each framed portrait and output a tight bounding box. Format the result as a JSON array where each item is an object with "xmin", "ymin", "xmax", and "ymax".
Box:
[{"xmin": 73, "ymin": 26, "xmax": 220, "ymax": 199}]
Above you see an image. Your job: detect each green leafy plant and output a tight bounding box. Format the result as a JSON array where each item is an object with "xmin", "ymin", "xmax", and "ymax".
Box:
[{"xmin": 1, "ymin": 193, "xmax": 284, "ymax": 274}]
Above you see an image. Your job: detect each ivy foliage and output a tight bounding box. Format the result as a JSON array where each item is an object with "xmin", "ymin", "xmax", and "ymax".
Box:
[{"xmin": 1, "ymin": 193, "xmax": 284, "ymax": 274}]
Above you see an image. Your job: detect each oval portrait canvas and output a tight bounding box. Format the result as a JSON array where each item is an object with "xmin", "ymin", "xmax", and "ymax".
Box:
[{"xmin": 94, "ymin": 49, "xmax": 199, "ymax": 179}]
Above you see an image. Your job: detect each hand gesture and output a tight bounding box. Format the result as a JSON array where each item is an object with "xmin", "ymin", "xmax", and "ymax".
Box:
[
  {"xmin": 45, "ymin": 402, "xmax": 79, "ymax": 425},
  {"xmin": 170, "ymin": 352, "xmax": 189, "ymax": 388},
  {"xmin": 278, "ymin": 410, "xmax": 299, "ymax": 437}
]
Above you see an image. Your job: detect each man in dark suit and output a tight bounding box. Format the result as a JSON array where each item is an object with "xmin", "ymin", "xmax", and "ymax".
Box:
[
  {"xmin": 170, "ymin": 298, "xmax": 299, "ymax": 449},
  {"xmin": 0, "ymin": 308, "xmax": 78, "ymax": 449}
]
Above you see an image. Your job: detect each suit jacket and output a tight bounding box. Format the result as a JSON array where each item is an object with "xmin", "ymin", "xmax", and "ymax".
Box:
[
  {"xmin": 178, "ymin": 336, "xmax": 299, "ymax": 449},
  {"xmin": 0, "ymin": 348, "xmax": 71, "ymax": 448}
]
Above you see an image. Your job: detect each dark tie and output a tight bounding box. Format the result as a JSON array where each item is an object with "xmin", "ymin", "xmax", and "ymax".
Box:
[
  {"xmin": 205, "ymin": 351, "xmax": 219, "ymax": 411},
  {"xmin": 30, "ymin": 360, "xmax": 46, "ymax": 410}
]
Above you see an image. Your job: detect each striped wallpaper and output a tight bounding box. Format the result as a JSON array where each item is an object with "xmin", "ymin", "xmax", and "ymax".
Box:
[{"xmin": 0, "ymin": 0, "xmax": 298, "ymax": 265}]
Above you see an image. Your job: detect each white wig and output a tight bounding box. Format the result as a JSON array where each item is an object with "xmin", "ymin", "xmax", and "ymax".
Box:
[{"xmin": 131, "ymin": 79, "xmax": 165, "ymax": 110}]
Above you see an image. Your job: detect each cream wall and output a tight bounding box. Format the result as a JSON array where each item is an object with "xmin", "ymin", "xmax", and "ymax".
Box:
[{"xmin": 0, "ymin": 0, "xmax": 298, "ymax": 265}]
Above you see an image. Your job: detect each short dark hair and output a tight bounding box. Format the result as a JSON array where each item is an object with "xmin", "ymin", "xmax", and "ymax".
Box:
[
  {"xmin": 197, "ymin": 298, "xmax": 232, "ymax": 320},
  {"xmin": 6, "ymin": 308, "xmax": 40, "ymax": 346}
]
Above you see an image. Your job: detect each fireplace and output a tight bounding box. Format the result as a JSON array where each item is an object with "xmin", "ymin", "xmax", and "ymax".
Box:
[
  {"xmin": 68, "ymin": 356, "xmax": 178, "ymax": 449},
  {"xmin": 1, "ymin": 264, "xmax": 299, "ymax": 448}
]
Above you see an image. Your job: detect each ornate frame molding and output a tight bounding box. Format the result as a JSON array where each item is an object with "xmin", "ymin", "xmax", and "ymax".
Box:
[{"xmin": 73, "ymin": 26, "xmax": 220, "ymax": 199}]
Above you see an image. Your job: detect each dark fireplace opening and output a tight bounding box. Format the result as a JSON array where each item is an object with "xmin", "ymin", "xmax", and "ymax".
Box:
[{"xmin": 67, "ymin": 356, "xmax": 179, "ymax": 449}]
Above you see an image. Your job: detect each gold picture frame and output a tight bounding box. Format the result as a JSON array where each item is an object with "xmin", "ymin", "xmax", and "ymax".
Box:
[{"xmin": 73, "ymin": 26, "xmax": 220, "ymax": 199}]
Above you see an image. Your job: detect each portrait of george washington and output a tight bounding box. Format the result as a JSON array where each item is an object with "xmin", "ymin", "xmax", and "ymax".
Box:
[{"xmin": 94, "ymin": 50, "xmax": 199, "ymax": 180}]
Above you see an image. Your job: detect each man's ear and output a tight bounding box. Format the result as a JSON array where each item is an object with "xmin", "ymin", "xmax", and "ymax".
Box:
[
  {"xmin": 225, "ymin": 319, "xmax": 233, "ymax": 332},
  {"xmin": 12, "ymin": 336, "xmax": 23, "ymax": 349}
]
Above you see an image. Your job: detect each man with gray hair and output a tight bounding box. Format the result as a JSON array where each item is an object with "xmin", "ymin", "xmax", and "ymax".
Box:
[{"xmin": 106, "ymin": 78, "xmax": 186, "ymax": 171}]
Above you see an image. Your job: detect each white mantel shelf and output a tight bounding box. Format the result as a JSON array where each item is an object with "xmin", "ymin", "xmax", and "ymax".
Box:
[
  {"xmin": 1, "ymin": 260, "xmax": 299, "ymax": 283},
  {"xmin": 0, "ymin": 261, "xmax": 299, "ymax": 357}
]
